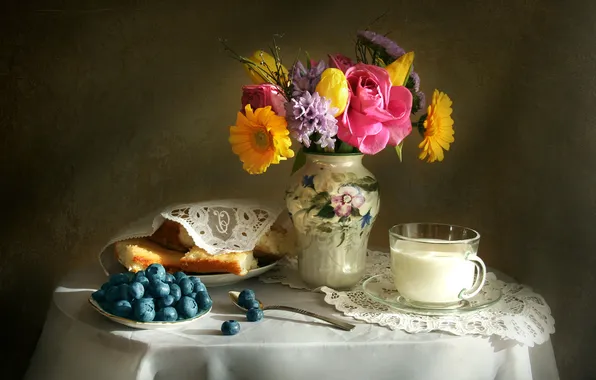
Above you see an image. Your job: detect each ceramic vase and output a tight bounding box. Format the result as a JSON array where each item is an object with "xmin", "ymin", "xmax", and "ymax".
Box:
[{"xmin": 285, "ymin": 151, "xmax": 380, "ymax": 289}]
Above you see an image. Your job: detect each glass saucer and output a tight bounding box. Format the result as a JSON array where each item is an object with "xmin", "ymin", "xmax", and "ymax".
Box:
[{"xmin": 362, "ymin": 274, "xmax": 502, "ymax": 316}]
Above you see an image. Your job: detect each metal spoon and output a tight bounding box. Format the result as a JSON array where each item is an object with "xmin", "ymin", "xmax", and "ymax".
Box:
[{"xmin": 228, "ymin": 291, "xmax": 356, "ymax": 331}]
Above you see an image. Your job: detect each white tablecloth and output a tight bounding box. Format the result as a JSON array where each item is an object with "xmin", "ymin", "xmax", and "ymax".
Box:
[{"xmin": 25, "ymin": 262, "xmax": 559, "ymax": 380}]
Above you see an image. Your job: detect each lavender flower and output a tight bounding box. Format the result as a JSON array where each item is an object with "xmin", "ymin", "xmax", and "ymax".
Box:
[
  {"xmin": 410, "ymin": 71, "xmax": 420, "ymax": 92},
  {"xmin": 357, "ymin": 30, "xmax": 405, "ymax": 59},
  {"xmin": 285, "ymin": 91, "xmax": 338, "ymax": 149},
  {"xmin": 415, "ymin": 91, "xmax": 426, "ymax": 113},
  {"xmin": 291, "ymin": 60, "xmax": 327, "ymax": 97}
]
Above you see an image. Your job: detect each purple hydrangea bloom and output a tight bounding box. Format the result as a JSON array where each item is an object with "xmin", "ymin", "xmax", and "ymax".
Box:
[
  {"xmin": 357, "ymin": 30, "xmax": 405, "ymax": 59},
  {"xmin": 285, "ymin": 91, "xmax": 338, "ymax": 149},
  {"xmin": 291, "ymin": 60, "xmax": 327, "ymax": 98}
]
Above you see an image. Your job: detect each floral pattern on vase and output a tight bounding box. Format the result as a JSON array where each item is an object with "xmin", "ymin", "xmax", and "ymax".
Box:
[{"xmin": 285, "ymin": 152, "xmax": 380, "ymax": 289}]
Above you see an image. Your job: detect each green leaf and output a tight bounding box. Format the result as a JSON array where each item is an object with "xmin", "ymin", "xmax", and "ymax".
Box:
[
  {"xmin": 336, "ymin": 141, "xmax": 356, "ymax": 153},
  {"xmin": 291, "ymin": 149, "xmax": 306, "ymax": 175},
  {"xmin": 338, "ymin": 216, "xmax": 350, "ymax": 224},
  {"xmin": 351, "ymin": 207, "xmax": 361, "ymax": 217},
  {"xmin": 316, "ymin": 203, "xmax": 336, "ymax": 218},
  {"xmin": 349, "ymin": 176, "xmax": 379, "ymax": 192},
  {"xmin": 312, "ymin": 191, "xmax": 331, "ymax": 207},
  {"xmin": 395, "ymin": 141, "xmax": 404, "ymax": 162},
  {"xmin": 337, "ymin": 232, "xmax": 346, "ymax": 247},
  {"xmin": 316, "ymin": 224, "xmax": 333, "ymax": 233}
]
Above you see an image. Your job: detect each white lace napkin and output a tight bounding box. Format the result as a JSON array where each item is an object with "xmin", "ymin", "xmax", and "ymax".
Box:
[
  {"xmin": 99, "ymin": 199, "xmax": 283, "ymax": 275},
  {"xmin": 259, "ymin": 250, "xmax": 556, "ymax": 347}
]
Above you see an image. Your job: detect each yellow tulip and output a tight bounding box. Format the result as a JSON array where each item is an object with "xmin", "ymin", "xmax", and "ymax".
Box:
[
  {"xmin": 385, "ymin": 51, "xmax": 415, "ymax": 86},
  {"xmin": 244, "ymin": 50, "xmax": 288, "ymax": 85},
  {"xmin": 315, "ymin": 68, "xmax": 350, "ymax": 117}
]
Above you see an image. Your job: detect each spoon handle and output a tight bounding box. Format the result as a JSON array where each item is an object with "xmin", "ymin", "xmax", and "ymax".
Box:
[{"xmin": 263, "ymin": 305, "xmax": 356, "ymax": 331}]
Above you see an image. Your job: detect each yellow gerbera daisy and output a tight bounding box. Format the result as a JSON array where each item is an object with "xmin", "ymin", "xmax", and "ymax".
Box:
[
  {"xmin": 229, "ymin": 105, "xmax": 294, "ymax": 174},
  {"xmin": 418, "ymin": 90, "xmax": 455, "ymax": 163}
]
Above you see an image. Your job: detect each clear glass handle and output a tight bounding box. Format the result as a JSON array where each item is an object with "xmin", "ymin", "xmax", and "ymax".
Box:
[{"xmin": 458, "ymin": 252, "xmax": 487, "ymax": 300}]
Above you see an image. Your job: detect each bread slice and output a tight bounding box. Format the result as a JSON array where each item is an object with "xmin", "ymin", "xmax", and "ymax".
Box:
[
  {"xmin": 115, "ymin": 238, "xmax": 184, "ymax": 273},
  {"xmin": 180, "ymin": 246, "xmax": 257, "ymax": 276},
  {"xmin": 254, "ymin": 223, "xmax": 296, "ymax": 260},
  {"xmin": 148, "ymin": 219, "xmax": 195, "ymax": 252}
]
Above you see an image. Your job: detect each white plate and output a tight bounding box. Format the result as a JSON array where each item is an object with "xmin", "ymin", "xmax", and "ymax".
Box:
[
  {"xmin": 88, "ymin": 297, "xmax": 211, "ymax": 330},
  {"xmin": 99, "ymin": 244, "xmax": 280, "ymax": 287},
  {"xmin": 189, "ymin": 261, "xmax": 278, "ymax": 287}
]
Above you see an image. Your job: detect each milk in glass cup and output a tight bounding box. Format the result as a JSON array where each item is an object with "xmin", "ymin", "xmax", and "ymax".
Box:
[{"xmin": 388, "ymin": 223, "xmax": 486, "ymax": 308}]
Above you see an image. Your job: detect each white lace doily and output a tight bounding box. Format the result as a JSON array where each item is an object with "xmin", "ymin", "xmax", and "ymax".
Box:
[
  {"xmin": 259, "ymin": 250, "xmax": 556, "ymax": 347},
  {"xmin": 102, "ymin": 199, "xmax": 283, "ymax": 255}
]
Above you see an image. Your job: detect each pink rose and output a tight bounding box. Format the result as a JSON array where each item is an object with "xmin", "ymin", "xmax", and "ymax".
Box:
[
  {"xmin": 241, "ymin": 84, "xmax": 286, "ymax": 117},
  {"xmin": 328, "ymin": 54, "xmax": 354, "ymax": 73},
  {"xmin": 337, "ymin": 63, "xmax": 413, "ymax": 155}
]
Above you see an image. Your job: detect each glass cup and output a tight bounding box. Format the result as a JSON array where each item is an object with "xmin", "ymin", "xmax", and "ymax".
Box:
[{"xmin": 388, "ymin": 223, "xmax": 486, "ymax": 308}]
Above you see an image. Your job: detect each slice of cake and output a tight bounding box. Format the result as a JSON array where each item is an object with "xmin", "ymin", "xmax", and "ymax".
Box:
[
  {"xmin": 115, "ymin": 238, "xmax": 185, "ymax": 273},
  {"xmin": 148, "ymin": 219, "xmax": 195, "ymax": 252},
  {"xmin": 180, "ymin": 246, "xmax": 257, "ymax": 276},
  {"xmin": 254, "ymin": 222, "xmax": 296, "ymax": 260}
]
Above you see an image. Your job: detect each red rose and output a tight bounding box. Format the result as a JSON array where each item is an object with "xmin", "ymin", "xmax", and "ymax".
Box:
[{"xmin": 241, "ymin": 84, "xmax": 286, "ymax": 117}]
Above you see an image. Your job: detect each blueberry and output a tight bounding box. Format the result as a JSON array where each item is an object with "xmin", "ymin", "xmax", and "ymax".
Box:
[
  {"xmin": 221, "ymin": 320, "xmax": 240, "ymax": 336},
  {"xmin": 246, "ymin": 308, "xmax": 264, "ymax": 322},
  {"xmin": 92, "ymin": 289, "xmax": 106, "ymax": 302},
  {"xmin": 99, "ymin": 301, "xmax": 112, "ymax": 313},
  {"xmin": 146, "ymin": 263, "xmax": 166, "ymax": 281},
  {"xmin": 109, "ymin": 273, "xmax": 130, "ymax": 286},
  {"xmin": 154, "ymin": 309, "xmax": 165, "ymax": 321},
  {"xmin": 165, "ymin": 273, "xmax": 175, "ymax": 284},
  {"xmin": 128, "ymin": 282, "xmax": 144, "ymax": 300},
  {"xmin": 106, "ymin": 286, "xmax": 121, "ymax": 303},
  {"xmin": 133, "ymin": 298, "xmax": 156, "ymax": 322},
  {"xmin": 135, "ymin": 275, "xmax": 150, "ymax": 288},
  {"xmin": 176, "ymin": 296, "xmax": 198, "ymax": 319},
  {"xmin": 244, "ymin": 299, "xmax": 260, "ymax": 310},
  {"xmin": 149, "ymin": 280, "xmax": 170, "ymax": 298},
  {"xmin": 195, "ymin": 292, "xmax": 213, "ymax": 310},
  {"xmin": 113, "ymin": 300, "xmax": 132, "ymax": 318},
  {"xmin": 238, "ymin": 289, "xmax": 255, "ymax": 308},
  {"xmin": 157, "ymin": 295, "xmax": 175, "ymax": 309},
  {"xmin": 174, "ymin": 272, "xmax": 187, "ymax": 282},
  {"xmin": 134, "ymin": 270, "xmax": 146, "ymax": 280},
  {"xmin": 193, "ymin": 282, "xmax": 207, "ymax": 293},
  {"xmin": 189, "ymin": 292, "xmax": 197, "ymax": 299},
  {"xmin": 161, "ymin": 307, "xmax": 178, "ymax": 322},
  {"xmin": 178, "ymin": 277, "xmax": 194, "ymax": 296},
  {"xmin": 118, "ymin": 284, "xmax": 131, "ymax": 301},
  {"xmin": 169, "ymin": 283, "xmax": 182, "ymax": 302},
  {"xmin": 101, "ymin": 282, "xmax": 111, "ymax": 291}
]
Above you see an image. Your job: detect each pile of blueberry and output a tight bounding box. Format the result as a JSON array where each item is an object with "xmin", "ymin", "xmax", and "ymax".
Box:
[
  {"xmin": 221, "ymin": 289, "xmax": 264, "ymax": 336},
  {"xmin": 92, "ymin": 263, "xmax": 213, "ymax": 322}
]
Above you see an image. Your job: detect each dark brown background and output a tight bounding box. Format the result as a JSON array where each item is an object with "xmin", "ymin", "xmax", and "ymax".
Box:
[{"xmin": 1, "ymin": 0, "xmax": 594, "ymax": 379}]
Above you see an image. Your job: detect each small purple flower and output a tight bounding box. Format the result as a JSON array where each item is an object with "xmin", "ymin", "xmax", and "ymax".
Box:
[
  {"xmin": 331, "ymin": 186, "xmax": 365, "ymax": 217},
  {"xmin": 415, "ymin": 91, "xmax": 426, "ymax": 113},
  {"xmin": 357, "ymin": 30, "xmax": 405, "ymax": 59},
  {"xmin": 360, "ymin": 210, "xmax": 372, "ymax": 229},
  {"xmin": 286, "ymin": 91, "xmax": 338, "ymax": 148},
  {"xmin": 302, "ymin": 175, "xmax": 315, "ymax": 188},
  {"xmin": 410, "ymin": 71, "xmax": 420, "ymax": 92},
  {"xmin": 291, "ymin": 60, "xmax": 327, "ymax": 98}
]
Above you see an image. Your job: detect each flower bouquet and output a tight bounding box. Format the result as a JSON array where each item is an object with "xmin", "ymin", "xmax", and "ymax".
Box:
[
  {"xmin": 221, "ymin": 30, "xmax": 456, "ymax": 289},
  {"xmin": 222, "ymin": 30, "xmax": 455, "ymax": 175}
]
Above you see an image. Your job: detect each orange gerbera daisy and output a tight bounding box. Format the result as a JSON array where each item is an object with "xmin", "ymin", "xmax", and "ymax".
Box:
[
  {"xmin": 418, "ymin": 90, "xmax": 455, "ymax": 163},
  {"xmin": 229, "ymin": 105, "xmax": 294, "ymax": 174}
]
